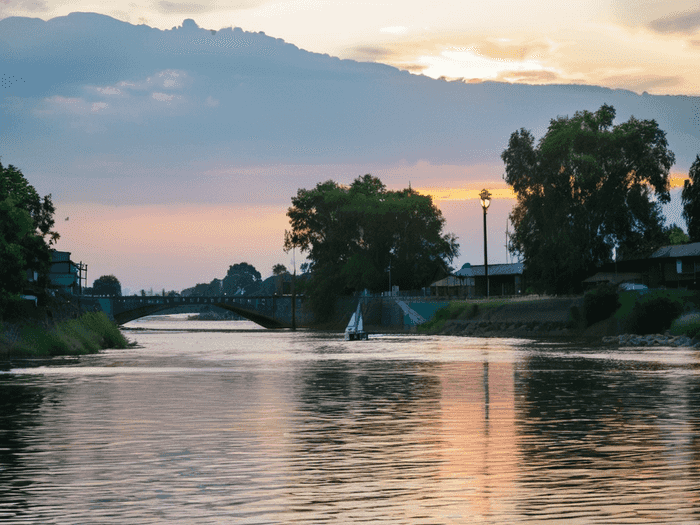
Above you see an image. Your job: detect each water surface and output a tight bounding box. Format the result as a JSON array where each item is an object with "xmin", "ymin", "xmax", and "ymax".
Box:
[{"xmin": 2, "ymin": 314, "xmax": 700, "ymax": 523}]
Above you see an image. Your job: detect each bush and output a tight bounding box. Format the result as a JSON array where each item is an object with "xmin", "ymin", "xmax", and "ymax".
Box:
[
  {"xmin": 582, "ymin": 284, "xmax": 620, "ymax": 327},
  {"xmin": 669, "ymin": 312, "xmax": 700, "ymax": 339},
  {"xmin": 625, "ymin": 292, "xmax": 685, "ymax": 335}
]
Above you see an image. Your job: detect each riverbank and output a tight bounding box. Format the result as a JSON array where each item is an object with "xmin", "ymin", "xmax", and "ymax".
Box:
[
  {"xmin": 0, "ymin": 295, "xmax": 130, "ymax": 359},
  {"xmin": 415, "ymin": 293, "xmax": 700, "ymax": 348},
  {"xmin": 416, "ymin": 296, "xmax": 584, "ymax": 338}
]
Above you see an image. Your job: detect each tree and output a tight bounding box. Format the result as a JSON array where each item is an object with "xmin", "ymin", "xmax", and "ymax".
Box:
[
  {"xmin": 0, "ymin": 162, "xmax": 59, "ymax": 313},
  {"xmin": 285, "ymin": 174, "xmax": 458, "ymax": 318},
  {"xmin": 222, "ymin": 262, "xmax": 262, "ymax": 295},
  {"xmin": 272, "ymin": 264, "xmax": 288, "ymax": 276},
  {"xmin": 682, "ymin": 156, "xmax": 700, "ymax": 242},
  {"xmin": 92, "ymin": 275, "xmax": 122, "ymax": 296},
  {"xmin": 664, "ymin": 223, "xmax": 689, "ymax": 245},
  {"xmin": 502, "ymin": 105, "xmax": 675, "ymax": 294}
]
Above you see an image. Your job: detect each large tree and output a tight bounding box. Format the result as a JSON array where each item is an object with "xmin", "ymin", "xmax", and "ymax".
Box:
[
  {"xmin": 502, "ymin": 105, "xmax": 675, "ymax": 294},
  {"xmin": 0, "ymin": 162, "xmax": 59, "ymax": 313},
  {"xmin": 682, "ymin": 156, "xmax": 700, "ymax": 242},
  {"xmin": 222, "ymin": 262, "xmax": 262, "ymax": 295},
  {"xmin": 285, "ymin": 174, "xmax": 458, "ymax": 317},
  {"xmin": 92, "ymin": 275, "xmax": 122, "ymax": 297}
]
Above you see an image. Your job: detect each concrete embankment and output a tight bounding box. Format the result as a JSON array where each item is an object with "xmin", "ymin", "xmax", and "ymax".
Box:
[{"xmin": 421, "ymin": 296, "xmax": 585, "ymax": 338}]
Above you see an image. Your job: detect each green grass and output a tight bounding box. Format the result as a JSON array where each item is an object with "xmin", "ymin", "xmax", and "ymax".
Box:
[
  {"xmin": 416, "ymin": 301, "xmax": 480, "ymax": 333},
  {"xmin": 2, "ymin": 312, "xmax": 129, "ymax": 358}
]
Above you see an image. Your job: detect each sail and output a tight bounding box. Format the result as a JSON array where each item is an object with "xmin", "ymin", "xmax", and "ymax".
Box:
[
  {"xmin": 357, "ymin": 311, "xmax": 363, "ymax": 332},
  {"xmin": 346, "ymin": 312, "xmax": 357, "ymax": 332}
]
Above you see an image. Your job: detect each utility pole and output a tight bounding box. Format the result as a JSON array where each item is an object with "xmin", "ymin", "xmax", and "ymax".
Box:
[{"xmin": 291, "ymin": 247, "xmax": 296, "ymax": 331}]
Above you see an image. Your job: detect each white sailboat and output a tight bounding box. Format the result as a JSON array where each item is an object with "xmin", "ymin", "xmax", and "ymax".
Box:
[{"xmin": 344, "ymin": 302, "xmax": 368, "ymax": 340}]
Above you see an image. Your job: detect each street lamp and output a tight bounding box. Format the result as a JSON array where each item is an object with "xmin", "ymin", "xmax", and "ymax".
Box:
[{"xmin": 479, "ymin": 189, "xmax": 492, "ymax": 297}]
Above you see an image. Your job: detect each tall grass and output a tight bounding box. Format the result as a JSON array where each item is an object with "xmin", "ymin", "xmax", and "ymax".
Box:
[{"xmin": 3, "ymin": 312, "xmax": 129, "ymax": 357}]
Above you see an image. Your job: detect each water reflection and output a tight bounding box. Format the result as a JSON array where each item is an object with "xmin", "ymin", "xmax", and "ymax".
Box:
[
  {"xmin": 285, "ymin": 360, "xmax": 445, "ymax": 522},
  {"xmin": 2, "ymin": 324, "xmax": 700, "ymax": 523},
  {"xmin": 515, "ymin": 351, "xmax": 700, "ymax": 523}
]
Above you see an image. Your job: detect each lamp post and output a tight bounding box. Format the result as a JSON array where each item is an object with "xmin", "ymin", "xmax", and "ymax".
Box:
[{"xmin": 480, "ymin": 189, "xmax": 492, "ymax": 297}]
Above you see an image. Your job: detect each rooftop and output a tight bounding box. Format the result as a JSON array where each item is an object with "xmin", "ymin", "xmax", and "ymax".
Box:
[
  {"xmin": 454, "ymin": 262, "xmax": 524, "ymax": 277},
  {"xmin": 650, "ymin": 242, "xmax": 700, "ymax": 259}
]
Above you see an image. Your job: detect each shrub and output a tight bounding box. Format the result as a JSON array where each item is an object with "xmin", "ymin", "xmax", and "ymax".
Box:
[
  {"xmin": 625, "ymin": 292, "xmax": 685, "ymax": 335},
  {"xmin": 582, "ymin": 284, "xmax": 620, "ymax": 327},
  {"xmin": 669, "ymin": 312, "xmax": 700, "ymax": 339}
]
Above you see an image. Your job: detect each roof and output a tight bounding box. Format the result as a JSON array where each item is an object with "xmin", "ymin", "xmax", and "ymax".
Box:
[
  {"xmin": 51, "ymin": 250, "xmax": 72, "ymax": 262},
  {"xmin": 454, "ymin": 262, "xmax": 524, "ymax": 277},
  {"xmin": 430, "ymin": 275, "xmax": 470, "ymax": 287},
  {"xmin": 650, "ymin": 242, "xmax": 700, "ymax": 259}
]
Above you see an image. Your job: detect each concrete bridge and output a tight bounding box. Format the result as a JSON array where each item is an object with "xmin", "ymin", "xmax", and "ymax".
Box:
[{"xmin": 91, "ymin": 295, "xmax": 311, "ymax": 328}]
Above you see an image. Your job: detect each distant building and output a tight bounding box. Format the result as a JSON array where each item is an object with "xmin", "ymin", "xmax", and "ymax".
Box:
[
  {"xmin": 430, "ymin": 262, "xmax": 525, "ymax": 297},
  {"xmin": 584, "ymin": 242, "xmax": 700, "ymax": 290},
  {"xmin": 49, "ymin": 250, "xmax": 79, "ymax": 293}
]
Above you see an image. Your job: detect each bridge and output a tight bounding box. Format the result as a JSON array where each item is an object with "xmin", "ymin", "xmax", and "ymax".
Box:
[{"xmin": 91, "ymin": 295, "xmax": 311, "ymax": 328}]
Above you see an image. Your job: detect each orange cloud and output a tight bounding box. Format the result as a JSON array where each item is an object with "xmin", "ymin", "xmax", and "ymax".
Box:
[
  {"xmin": 670, "ymin": 174, "xmax": 688, "ymax": 189},
  {"xmin": 415, "ymin": 185, "xmax": 516, "ymax": 202},
  {"xmin": 418, "ymin": 173, "xmax": 688, "ymax": 202}
]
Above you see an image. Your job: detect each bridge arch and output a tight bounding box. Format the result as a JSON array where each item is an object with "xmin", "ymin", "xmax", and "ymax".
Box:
[{"xmin": 102, "ymin": 295, "xmax": 305, "ymax": 328}]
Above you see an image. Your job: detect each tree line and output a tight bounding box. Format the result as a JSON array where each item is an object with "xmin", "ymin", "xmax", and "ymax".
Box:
[
  {"xmin": 502, "ymin": 104, "xmax": 700, "ymax": 294},
  {"xmin": 4, "ymin": 103, "xmax": 700, "ymax": 320}
]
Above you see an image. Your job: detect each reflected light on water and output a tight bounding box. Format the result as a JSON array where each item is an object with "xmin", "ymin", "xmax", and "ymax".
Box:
[{"xmin": 2, "ymin": 317, "xmax": 700, "ymax": 523}]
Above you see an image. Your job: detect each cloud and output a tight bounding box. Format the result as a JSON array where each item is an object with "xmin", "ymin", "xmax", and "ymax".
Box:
[
  {"xmin": 600, "ymin": 73, "xmax": 683, "ymax": 93},
  {"xmin": 4, "ymin": 0, "xmax": 47, "ymax": 12},
  {"xmin": 380, "ymin": 26, "xmax": 408, "ymax": 35},
  {"xmin": 156, "ymin": 1, "xmax": 211, "ymax": 14},
  {"xmin": 352, "ymin": 46, "xmax": 392, "ymax": 60},
  {"xmin": 649, "ymin": 9, "xmax": 700, "ymax": 34},
  {"xmin": 154, "ymin": 0, "xmax": 275, "ymax": 14},
  {"xmin": 496, "ymin": 70, "xmax": 560, "ymax": 83}
]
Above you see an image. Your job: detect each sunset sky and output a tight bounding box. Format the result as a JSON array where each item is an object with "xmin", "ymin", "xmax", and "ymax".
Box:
[{"xmin": 1, "ymin": 0, "xmax": 698, "ymax": 293}]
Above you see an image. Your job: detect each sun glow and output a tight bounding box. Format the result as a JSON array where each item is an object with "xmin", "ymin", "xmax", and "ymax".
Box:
[{"xmin": 415, "ymin": 186, "xmax": 516, "ymax": 202}]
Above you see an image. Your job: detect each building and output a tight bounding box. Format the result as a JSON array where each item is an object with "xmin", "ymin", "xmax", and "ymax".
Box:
[
  {"xmin": 647, "ymin": 243, "xmax": 700, "ymax": 289},
  {"xmin": 430, "ymin": 263, "xmax": 525, "ymax": 298},
  {"xmin": 584, "ymin": 242, "xmax": 700, "ymax": 290},
  {"xmin": 49, "ymin": 251, "xmax": 80, "ymax": 293}
]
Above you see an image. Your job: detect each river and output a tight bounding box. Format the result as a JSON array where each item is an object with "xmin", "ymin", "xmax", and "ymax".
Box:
[{"xmin": 1, "ymin": 314, "xmax": 700, "ymax": 524}]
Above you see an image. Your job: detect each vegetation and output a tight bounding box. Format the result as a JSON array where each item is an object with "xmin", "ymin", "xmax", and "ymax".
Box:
[
  {"xmin": 682, "ymin": 155, "xmax": 700, "ymax": 242},
  {"xmin": 1, "ymin": 311, "xmax": 129, "ymax": 357},
  {"xmin": 582, "ymin": 283, "xmax": 620, "ymax": 327},
  {"xmin": 222, "ymin": 262, "xmax": 262, "ymax": 295},
  {"xmin": 622, "ymin": 290, "xmax": 687, "ymax": 335},
  {"xmin": 285, "ymin": 174, "xmax": 458, "ymax": 320},
  {"xmin": 416, "ymin": 302, "xmax": 479, "ymax": 333},
  {"xmin": 669, "ymin": 313, "xmax": 700, "ymax": 339},
  {"xmin": 92, "ymin": 274, "xmax": 122, "ymax": 296},
  {"xmin": 0, "ymin": 162, "xmax": 60, "ymax": 317},
  {"xmin": 502, "ymin": 104, "xmax": 675, "ymax": 294},
  {"xmin": 272, "ymin": 264, "xmax": 288, "ymax": 276},
  {"xmin": 665, "ymin": 224, "xmax": 689, "ymax": 245}
]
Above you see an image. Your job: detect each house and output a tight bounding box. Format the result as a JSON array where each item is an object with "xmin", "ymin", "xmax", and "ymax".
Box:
[
  {"xmin": 49, "ymin": 251, "xmax": 80, "ymax": 293},
  {"xmin": 429, "ymin": 275, "xmax": 473, "ymax": 297},
  {"xmin": 647, "ymin": 242, "xmax": 700, "ymax": 289},
  {"xmin": 584, "ymin": 242, "xmax": 700, "ymax": 290},
  {"xmin": 430, "ymin": 262, "xmax": 525, "ymax": 298}
]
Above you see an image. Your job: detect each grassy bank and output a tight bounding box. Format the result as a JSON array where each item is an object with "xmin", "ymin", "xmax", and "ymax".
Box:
[
  {"xmin": 0, "ymin": 311, "xmax": 130, "ymax": 358},
  {"xmin": 417, "ymin": 289, "xmax": 700, "ymax": 340}
]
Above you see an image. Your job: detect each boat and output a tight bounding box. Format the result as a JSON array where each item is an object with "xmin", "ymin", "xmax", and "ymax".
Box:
[{"xmin": 344, "ymin": 302, "xmax": 369, "ymax": 341}]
